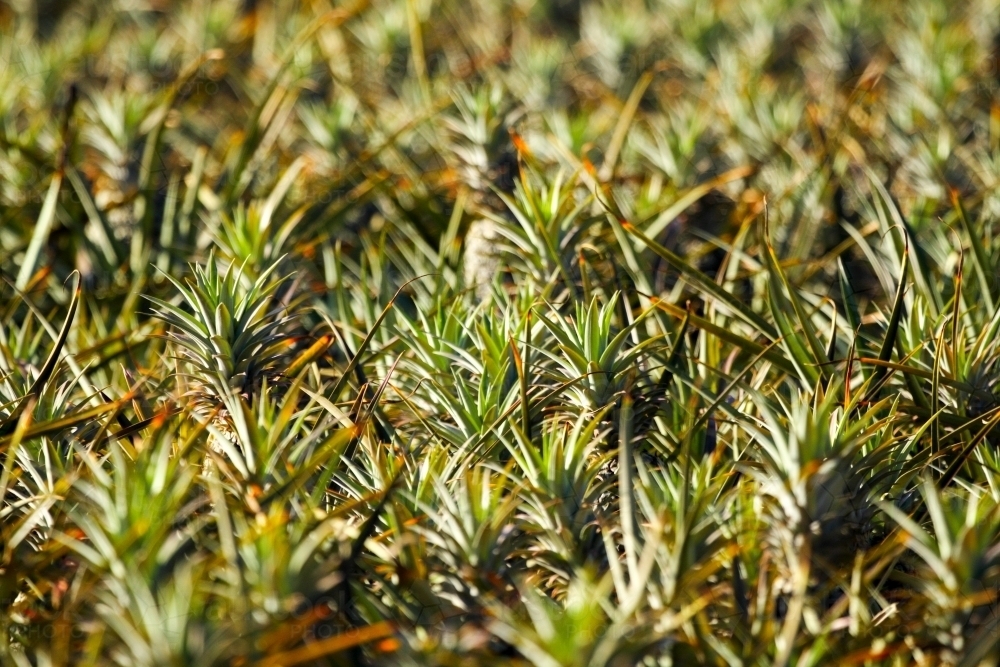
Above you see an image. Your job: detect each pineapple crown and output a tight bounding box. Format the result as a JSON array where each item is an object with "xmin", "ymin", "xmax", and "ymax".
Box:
[
  {"xmin": 444, "ymin": 84, "xmax": 523, "ymax": 209},
  {"xmin": 145, "ymin": 254, "xmax": 293, "ymax": 404}
]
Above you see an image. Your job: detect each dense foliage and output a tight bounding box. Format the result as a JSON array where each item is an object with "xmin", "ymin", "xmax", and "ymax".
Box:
[{"xmin": 3, "ymin": 0, "xmax": 1000, "ymax": 664}]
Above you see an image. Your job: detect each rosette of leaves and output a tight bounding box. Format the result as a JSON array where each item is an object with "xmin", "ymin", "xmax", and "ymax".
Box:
[{"xmin": 146, "ymin": 255, "xmax": 292, "ymax": 407}]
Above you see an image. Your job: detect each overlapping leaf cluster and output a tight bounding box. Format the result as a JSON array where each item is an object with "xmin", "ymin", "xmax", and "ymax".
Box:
[{"xmin": 2, "ymin": 0, "xmax": 1000, "ymax": 665}]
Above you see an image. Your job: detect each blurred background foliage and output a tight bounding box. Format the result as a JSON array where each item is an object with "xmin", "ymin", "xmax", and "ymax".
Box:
[{"xmin": 3, "ymin": 0, "xmax": 1000, "ymax": 664}]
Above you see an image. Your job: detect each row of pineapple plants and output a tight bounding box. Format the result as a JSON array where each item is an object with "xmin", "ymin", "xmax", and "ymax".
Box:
[{"xmin": 3, "ymin": 0, "xmax": 1000, "ymax": 665}]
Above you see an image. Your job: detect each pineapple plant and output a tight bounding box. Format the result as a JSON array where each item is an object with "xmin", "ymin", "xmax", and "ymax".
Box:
[
  {"xmin": 442, "ymin": 84, "xmax": 521, "ymax": 300},
  {"xmin": 144, "ymin": 255, "xmax": 295, "ymax": 462}
]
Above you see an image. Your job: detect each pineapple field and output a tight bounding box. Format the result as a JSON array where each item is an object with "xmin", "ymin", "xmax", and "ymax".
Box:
[{"xmin": 5, "ymin": 0, "xmax": 1000, "ymax": 664}]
